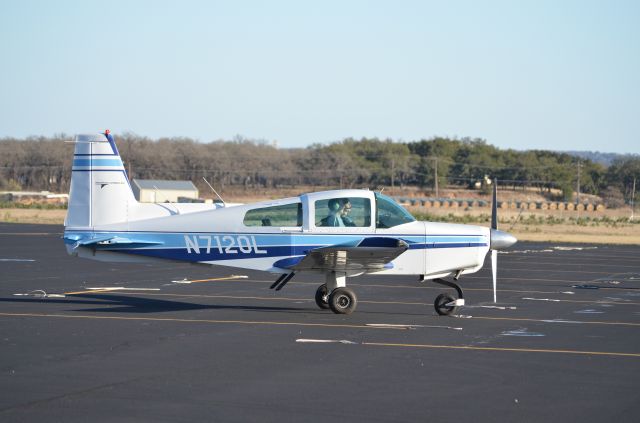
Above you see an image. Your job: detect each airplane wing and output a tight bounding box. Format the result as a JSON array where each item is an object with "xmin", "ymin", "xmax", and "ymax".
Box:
[{"xmin": 274, "ymin": 237, "xmax": 409, "ymax": 272}]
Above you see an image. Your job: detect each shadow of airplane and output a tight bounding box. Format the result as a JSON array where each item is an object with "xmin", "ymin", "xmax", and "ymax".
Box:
[
  {"xmin": 0, "ymin": 294, "xmax": 312, "ymax": 314},
  {"xmin": 0, "ymin": 294, "xmax": 439, "ymax": 317}
]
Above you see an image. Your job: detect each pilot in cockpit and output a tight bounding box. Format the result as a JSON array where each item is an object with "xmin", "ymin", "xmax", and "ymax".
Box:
[
  {"xmin": 321, "ymin": 199, "xmax": 345, "ymax": 227},
  {"xmin": 340, "ymin": 198, "xmax": 356, "ymax": 227}
]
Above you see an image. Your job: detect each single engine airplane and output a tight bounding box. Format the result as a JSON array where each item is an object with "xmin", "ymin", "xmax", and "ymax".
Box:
[{"xmin": 63, "ymin": 131, "xmax": 517, "ymax": 315}]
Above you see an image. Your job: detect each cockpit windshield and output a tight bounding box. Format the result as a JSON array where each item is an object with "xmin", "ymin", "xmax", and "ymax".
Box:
[{"xmin": 375, "ymin": 193, "xmax": 416, "ymax": 228}]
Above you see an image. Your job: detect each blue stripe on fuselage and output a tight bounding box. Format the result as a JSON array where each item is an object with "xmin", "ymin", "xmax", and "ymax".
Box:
[
  {"xmin": 113, "ymin": 242, "xmax": 488, "ymax": 262},
  {"xmin": 64, "ymin": 230, "xmax": 488, "ymax": 263}
]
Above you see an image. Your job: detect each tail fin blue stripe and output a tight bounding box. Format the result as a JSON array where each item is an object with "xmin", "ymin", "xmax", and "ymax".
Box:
[{"xmin": 73, "ymin": 158, "xmax": 123, "ymax": 167}]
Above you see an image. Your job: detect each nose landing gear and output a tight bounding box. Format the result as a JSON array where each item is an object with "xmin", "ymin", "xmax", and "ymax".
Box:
[
  {"xmin": 432, "ymin": 278, "xmax": 465, "ymax": 316},
  {"xmin": 434, "ymin": 293, "xmax": 457, "ymax": 316}
]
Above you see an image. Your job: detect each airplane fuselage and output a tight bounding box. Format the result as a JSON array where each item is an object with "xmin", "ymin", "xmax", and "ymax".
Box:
[{"xmin": 65, "ymin": 189, "xmax": 490, "ymax": 280}]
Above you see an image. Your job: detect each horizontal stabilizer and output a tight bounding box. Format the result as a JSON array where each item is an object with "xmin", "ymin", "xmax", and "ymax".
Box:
[{"xmin": 65, "ymin": 235, "xmax": 163, "ymax": 249}]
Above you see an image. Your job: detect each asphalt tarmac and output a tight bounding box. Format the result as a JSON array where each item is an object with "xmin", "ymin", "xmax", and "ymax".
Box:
[{"xmin": 1, "ymin": 223, "xmax": 639, "ymax": 422}]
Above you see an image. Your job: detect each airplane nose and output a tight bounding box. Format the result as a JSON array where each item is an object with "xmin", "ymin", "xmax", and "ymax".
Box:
[{"xmin": 490, "ymin": 229, "xmax": 517, "ymax": 250}]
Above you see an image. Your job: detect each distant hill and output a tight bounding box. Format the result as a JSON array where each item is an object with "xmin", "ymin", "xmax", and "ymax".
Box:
[{"xmin": 565, "ymin": 151, "xmax": 639, "ymax": 166}]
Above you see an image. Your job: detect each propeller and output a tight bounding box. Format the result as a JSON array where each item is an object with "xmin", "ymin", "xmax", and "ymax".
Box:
[
  {"xmin": 489, "ymin": 178, "xmax": 517, "ymax": 303},
  {"xmin": 491, "ymin": 248, "xmax": 497, "ymax": 303},
  {"xmin": 491, "ymin": 179, "xmax": 498, "ymax": 303}
]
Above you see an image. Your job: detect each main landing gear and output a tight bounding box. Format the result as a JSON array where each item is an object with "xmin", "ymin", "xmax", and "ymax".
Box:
[
  {"xmin": 271, "ymin": 271, "xmax": 357, "ymax": 314},
  {"xmin": 314, "ymin": 272, "xmax": 357, "ymax": 314},
  {"xmin": 431, "ymin": 277, "xmax": 465, "ymax": 316}
]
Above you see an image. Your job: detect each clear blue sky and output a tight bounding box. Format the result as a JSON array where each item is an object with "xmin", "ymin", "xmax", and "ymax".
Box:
[{"xmin": 1, "ymin": 0, "xmax": 638, "ymax": 153}]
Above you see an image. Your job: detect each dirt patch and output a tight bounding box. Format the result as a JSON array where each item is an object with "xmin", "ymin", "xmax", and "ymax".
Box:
[
  {"xmin": 1, "ymin": 208, "xmax": 67, "ymax": 225},
  {"xmin": 510, "ymin": 224, "xmax": 640, "ymax": 245}
]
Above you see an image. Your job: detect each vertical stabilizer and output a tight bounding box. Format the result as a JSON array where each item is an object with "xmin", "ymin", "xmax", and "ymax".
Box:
[{"xmin": 65, "ymin": 131, "xmax": 136, "ymax": 229}]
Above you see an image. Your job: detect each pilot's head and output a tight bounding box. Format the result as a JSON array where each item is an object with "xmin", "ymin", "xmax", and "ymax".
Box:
[
  {"xmin": 340, "ymin": 199, "xmax": 352, "ymax": 215},
  {"xmin": 328, "ymin": 199, "xmax": 341, "ymax": 212}
]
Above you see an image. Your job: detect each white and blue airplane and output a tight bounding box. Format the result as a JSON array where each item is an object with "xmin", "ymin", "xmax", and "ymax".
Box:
[{"xmin": 63, "ymin": 131, "xmax": 517, "ymax": 315}]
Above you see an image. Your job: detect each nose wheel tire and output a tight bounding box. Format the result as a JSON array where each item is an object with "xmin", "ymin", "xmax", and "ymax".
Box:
[
  {"xmin": 434, "ymin": 293, "xmax": 456, "ymax": 316},
  {"xmin": 314, "ymin": 284, "xmax": 330, "ymax": 310},
  {"xmin": 328, "ymin": 287, "xmax": 357, "ymax": 314}
]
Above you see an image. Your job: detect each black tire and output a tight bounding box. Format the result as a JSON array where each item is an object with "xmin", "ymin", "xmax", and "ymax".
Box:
[
  {"xmin": 328, "ymin": 287, "xmax": 357, "ymax": 315},
  {"xmin": 434, "ymin": 293, "xmax": 456, "ymax": 316},
  {"xmin": 315, "ymin": 284, "xmax": 330, "ymax": 310}
]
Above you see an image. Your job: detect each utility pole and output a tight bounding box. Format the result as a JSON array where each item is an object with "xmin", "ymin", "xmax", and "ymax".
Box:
[
  {"xmin": 390, "ymin": 158, "xmax": 395, "ymax": 193},
  {"xmin": 632, "ymin": 177, "xmax": 636, "ymax": 221},
  {"xmin": 576, "ymin": 161, "xmax": 582, "ymax": 205},
  {"xmin": 126, "ymin": 136, "xmax": 133, "ymax": 181},
  {"xmin": 433, "ymin": 157, "xmax": 439, "ymax": 197}
]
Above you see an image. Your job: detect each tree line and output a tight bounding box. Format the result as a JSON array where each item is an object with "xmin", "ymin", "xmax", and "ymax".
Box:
[{"xmin": 0, "ymin": 134, "xmax": 637, "ymax": 204}]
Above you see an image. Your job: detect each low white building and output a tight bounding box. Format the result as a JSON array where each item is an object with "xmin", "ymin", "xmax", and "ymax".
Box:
[{"xmin": 131, "ymin": 179, "xmax": 199, "ymax": 203}]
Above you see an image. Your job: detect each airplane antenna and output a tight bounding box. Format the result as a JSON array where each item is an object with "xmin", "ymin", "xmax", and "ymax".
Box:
[
  {"xmin": 152, "ymin": 185, "xmax": 174, "ymax": 204},
  {"xmin": 508, "ymin": 207, "xmax": 525, "ymax": 232},
  {"xmin": 202, "ymin": 177, "xmax": 226, "ymax": 206}
]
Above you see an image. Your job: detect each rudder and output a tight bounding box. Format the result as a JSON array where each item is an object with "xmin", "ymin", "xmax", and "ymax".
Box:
[{"xmin": 65, "ymin": 131, "xmax": 136, "ymax": 229}]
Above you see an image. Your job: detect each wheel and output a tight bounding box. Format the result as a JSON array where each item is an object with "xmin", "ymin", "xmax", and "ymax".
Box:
[
  {"xmin": 328, "ymin": 287, "xmax": 357, "ymax": 315},
  {"xmin": 314, "ymin": 284, "xmax": 330, "ymax": 310},
  {"xmin": 434, "ymin": 293, "xmax": 456, "ymax": 316}
]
